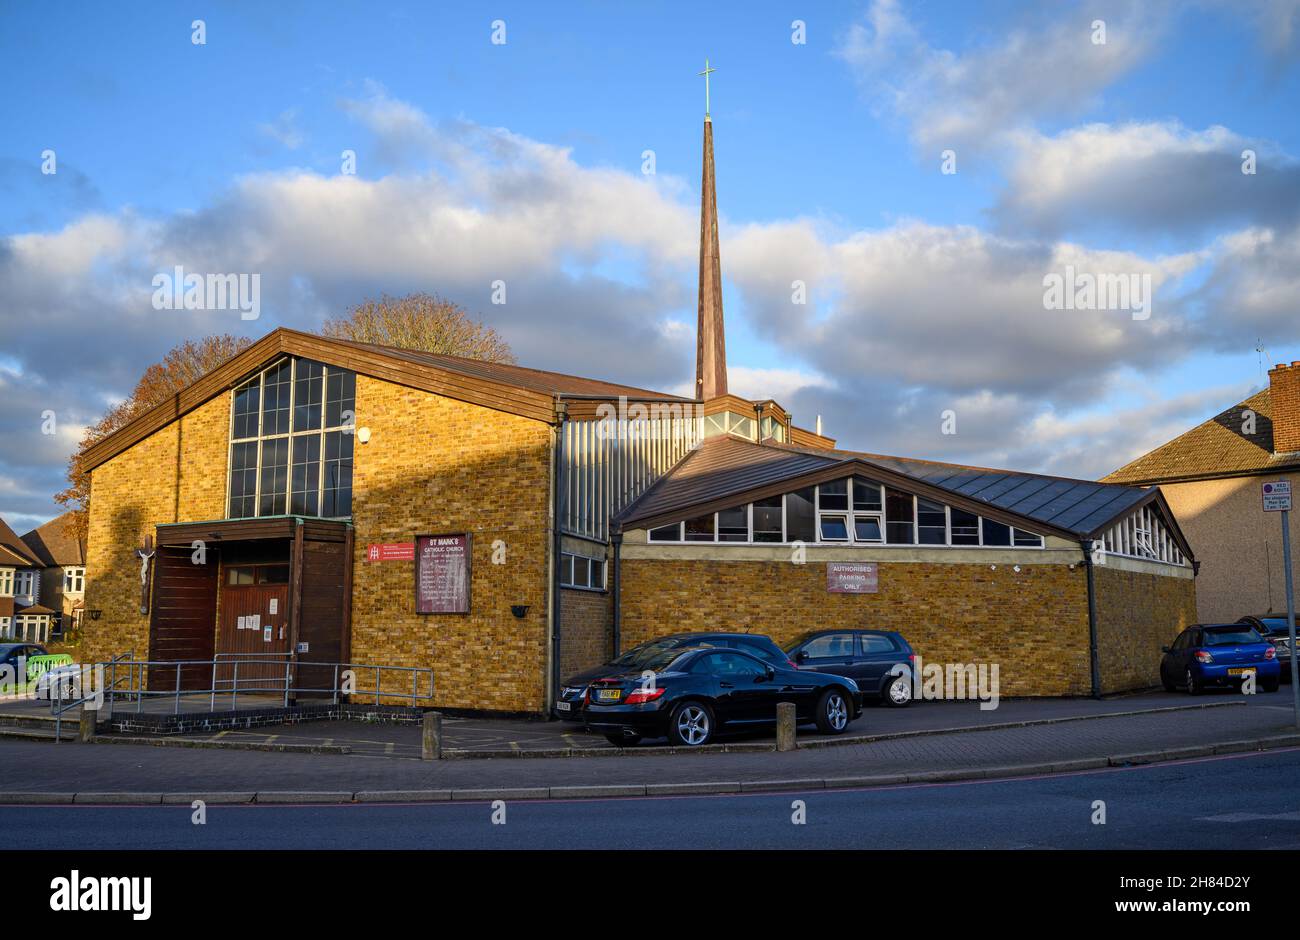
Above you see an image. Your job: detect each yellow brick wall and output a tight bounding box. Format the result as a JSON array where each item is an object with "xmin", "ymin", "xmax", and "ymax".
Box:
[
  {"xmin": 1095, "ymin": 565, "xmax": 1198, "ymax": 693},
  {"xmin": 82, "ymin": 393, "xmax": 231, "ymax": 664},
  {"xmin": 347, "ymin": 376, "xmax": 553, "ymax": 713},
  {"xmin": 619, "ymin": 558, "xmax": 1094, "ymax": 696},
  {"xmin": 559, "ymin": 588, "xmax": 612, "ymax": 680}
]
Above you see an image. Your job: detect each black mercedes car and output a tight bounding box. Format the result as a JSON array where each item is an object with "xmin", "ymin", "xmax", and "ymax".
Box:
[
  {"xmin": 581, "ymin": 646, "xmax": 862, "ymax": 747},
  {"xmin": 554, "ymin": 631, "xmax": 794, "ymax": 720}
]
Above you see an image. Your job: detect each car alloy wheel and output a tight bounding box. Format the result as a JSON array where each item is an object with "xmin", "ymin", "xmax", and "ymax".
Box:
[
  {"xmin": 673, "ymin": 703, "xmax": 711, "ymax": 746},
  {"xmin": 885, "ymin": 674, "xmax": 912, "ymax": 706},
  {"xmin": 825, "ymin": 692, "xmax": 848, "ymax": 730}
]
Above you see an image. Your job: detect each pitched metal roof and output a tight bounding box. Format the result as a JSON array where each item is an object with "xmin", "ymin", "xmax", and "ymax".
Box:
[
  {"xmin": 1104, "ymin": 389, "xmax": 1300, "ymax": 484},
  {"xmin": 616, "ymin": 435, "xmax": 1166, "ymax": 543},
  {"xmin": 21, "ymin": 512, "xmax": 85, "ymax": 567}
]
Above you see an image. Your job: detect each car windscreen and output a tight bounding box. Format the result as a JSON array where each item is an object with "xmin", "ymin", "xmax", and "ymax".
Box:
[
  {"xmin": 781, "ymin": 635, "xmax": 814, "ymax": 654},
  {"xmin": 639, "ymin": 649, "xmax": 693, "ymax": 673},
  {"xmin": 611, "ymin": 639, "xmax": 678, "ymax": 667},
  {"xmin": 1204, "ymin": 627, "xmax": 1263, "ymax": 646}
]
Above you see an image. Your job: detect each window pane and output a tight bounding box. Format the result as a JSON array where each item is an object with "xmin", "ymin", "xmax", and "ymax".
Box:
[
  {"xmin": 227, "ymin": 567, "xmax": 255, "ymax": 586},
  {"xmin": 726, "ymin": 414, "xmax": 756, "ymax": 440},
  {"xmin": 322, "ymin": 430, "xmax": 353, "ymax": 517},
  {"xmin": 258, "ymin": 437, "xmax": 290, "ymax": 516},
  {"xmin": 950, "ymin": 508, "xmax": 980, "ymax": 545},
  {"xmin": 573, "ymin": 557, "xmax": 590, "ymax": 588},
  {"xmin": 752, "ymin": 496, "xmax": 783, "ymax": 542},
  {"xmin": 684, "ymin": 514, "xmax": 716, "ymax": 541},
  {"xmin": 293, "ymin": 359, "xmax": 324, "ymax": 432},
  {"xmin": 802, "ymin": 633, "xmax": 855, "ymax": 659},
  {"xmin": 854, "ymin": 516, "xmax": 882, "ymax": 542},
  {"xmin": 232, "ymin": 379, "xmax": 261, "ymax": 439},
  {"xmin": 818, "ymin": 479, "xmax": 848, "ymax": 511},
  {"xmin": 819, "ymin": 515, "xmax": 849, "ymax": 541},
  {"xmin": 885, "ymin": 488, "xmax": 914, "ymax": 544},
  {"xmin": 982, "ymin": 518, "xmax": 1011, "ymax": 546},
  {"xmin": 648, "ymin": 523, "xmax": 681, "ymax": 542},
  {"xmin": 917, "ymin": 498, "xmax": 946, "ymax": 545},
  {"xmin": 591, "ymin": 559, "xmax": 605, "ymax": 588},
  {"xmin": 260, "ymin": 361, "xmax": 292, "ymax": 436},
  {"xmin": 852, "ymin": 477, "xmax": 882, "ymax": 512},
  {"xmin": 1013, "ymin": 528, "xmax": 1043, "ymax": 547},
  {"xmin": 561, "ymin": 554, "xmax": 574, "ymax": 585},
  {"xmin": 718, "ymin": 506, "xmax": 748, "ymax": 542},
  {"xmin": 259, "ymin": 565, "xmax": 290, "ymax": 584},
  {"xmin": 325, "ymin": 369, "xmax": 356, "ymax": 429},
  {"xmin": 290, "ymin": 434, "xmax": 320, "ymax": 516},
  {"xmin": 786, "ymin": 487, "xmax": 816, "ymax": 543},
  {"xmin": 228, "ymin": 441, "xmax": 259, "ymax": 518}
]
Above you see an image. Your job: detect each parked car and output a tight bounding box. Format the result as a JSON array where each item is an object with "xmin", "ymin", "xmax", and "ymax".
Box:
[
  {"xmin": 784, "ymin": 629, "xmax": 916, "ymax": 706},
  {"xmin": 555, "ymin": 631, "xmax": 795, "ymax": 720},
  {"xmin": 581, "ymin": 646, "xmax": 862, "ymax": 747},
  {"xmin": 1160, "ymin": 623, "xmax": 1280, "ymax": 694},
  {"xmin": 0, "ymin": 643, "xmax": 48, "ymax": 692},
  {"xmin": 1238, "ymin": 614, "xmax": 1298, "ymax": 681}
]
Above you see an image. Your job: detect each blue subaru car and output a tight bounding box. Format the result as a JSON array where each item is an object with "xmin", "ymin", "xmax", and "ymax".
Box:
[{"xmin": 1160, "ymin": 623, "xmax": 1280, "ymax": 694}]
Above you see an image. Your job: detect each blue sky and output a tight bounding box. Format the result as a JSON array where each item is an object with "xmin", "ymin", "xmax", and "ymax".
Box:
[{"xmin": 1, "ymin": 0, "xmax": 1299, "ymax": 531}]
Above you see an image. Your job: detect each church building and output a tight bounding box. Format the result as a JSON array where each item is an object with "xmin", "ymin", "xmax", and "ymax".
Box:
[{"xmin": 79, "ymin": 106, "xmax": 1198, "ymax": 711}]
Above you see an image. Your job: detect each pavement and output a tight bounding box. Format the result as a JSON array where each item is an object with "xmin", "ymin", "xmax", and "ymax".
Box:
[
  {"xmin": 2, "ymin": 689, "xmax": 1299, "ymax": 802},
  {"xmin": 6, "ymin": 747, "xmax": 1300, "ymax": 849},
  {"xmin": 94, "ymin": 687, "xmax": 1297, "ymax": 756}
]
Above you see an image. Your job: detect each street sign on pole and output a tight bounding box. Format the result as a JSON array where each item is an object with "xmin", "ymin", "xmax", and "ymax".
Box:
[
  {"xmin": 1268, "ymin": 480, "xmax": 1300, "ymax": 728},
  {"xmin": 1263, "ymin": 480, "xmax": 1292, "ymax": 512}
]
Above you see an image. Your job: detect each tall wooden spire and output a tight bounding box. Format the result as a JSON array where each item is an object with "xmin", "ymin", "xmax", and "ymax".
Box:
[{"xmin": 695, "ymin": 91, "xmax": 728, "ymax": 401}]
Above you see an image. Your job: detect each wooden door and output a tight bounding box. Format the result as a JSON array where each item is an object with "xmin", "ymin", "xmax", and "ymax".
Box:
[
  {"xmin": 216, "ymin": 564, "xmax": 291, "ymax": 695},
  {"xmin": 147, "ymin": 546, "xmax": 218, "ymax": 691}
]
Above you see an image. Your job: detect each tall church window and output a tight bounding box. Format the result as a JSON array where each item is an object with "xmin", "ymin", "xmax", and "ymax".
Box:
[{"xmin": 228, "ymin": 357, "xmax": 356, "ymax": 519}]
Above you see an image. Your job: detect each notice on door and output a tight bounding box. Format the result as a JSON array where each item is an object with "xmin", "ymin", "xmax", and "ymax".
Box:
[
  {"xmin": 827, "ymin": 562, "xmax": 878, "ymax": 594},
  {"xmin": 415, "ymin": 534, "xmax": 471, "ymax": 614}
]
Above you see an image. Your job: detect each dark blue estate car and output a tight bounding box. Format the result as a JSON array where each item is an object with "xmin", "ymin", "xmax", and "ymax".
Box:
[
  {"xmin": 1239, "ymin": 615, "xmax": 1298, "ymax": 681},
  {"xmin": 1160, "ymin": 623, "xmax": 1280, "ymax": 694},
  {"xmin": 555, "ymin": 632, "xmax": 794, "ymax": 720},
  {"xmin": 784, "ymin": 629, "xmax": 916, "ymax": 706}
]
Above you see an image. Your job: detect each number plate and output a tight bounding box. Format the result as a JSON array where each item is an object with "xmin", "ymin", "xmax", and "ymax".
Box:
[
  {"xmin": 555, "ymin": 701, "xmax": 571, "ymax": 712},
  {"xmin": 1227, "ymin": 668, "xmax": 1255, "ymax": 676},
  {"xmin": 594, "ymin": 688, "xmax": 621, "ymax": 701}
]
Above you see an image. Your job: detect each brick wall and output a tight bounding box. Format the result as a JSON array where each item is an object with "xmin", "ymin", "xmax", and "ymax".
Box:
[
  {"xmin": 82, "ymin": 393, "xmax": 230, "ymax": 664},
  {"xmin": 619, "ymin": 558, "xmax": 1093, "ymax": 696},
  {"xmin": 1269, "ymin": 362, "xmax": 1300, "ymax": 454},
  {"xmin": 1095, "ymin": 565, "xmax": 1198, "ymax": 693},
  {"xmin": 559, "ymin": 587, "xmax": 611, "ymax": 679},
  {"xmin": 347, "ymin": 376, "xmax": 553, "ymax": 713}
]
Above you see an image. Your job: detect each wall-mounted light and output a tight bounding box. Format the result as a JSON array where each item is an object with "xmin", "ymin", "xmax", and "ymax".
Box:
[
  {"xmin": 88, "ymin": 610, "xmax": 102, "ymax": 621},
  {"xmin": 357, "ymin": 427, "xmax": 372, "ymax": 444},
  {"xmin": 511, "ymin": 605, "xmax": 529, "ymax": 619}
]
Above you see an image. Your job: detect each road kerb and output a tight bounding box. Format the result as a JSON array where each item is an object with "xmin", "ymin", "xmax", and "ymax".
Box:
[
  {"xmin": 253, "ymin": 791, "xmax": 356, "ymax": 803},
  {"xmin": 354, "ymin": 790, "xmax": 453, "ymax": 802},
  {"xmin": 160, "ymin": 792, "xmax": 256, "ymax": 804},
  {"xmin": 74, "ymin": 792, "xmax": 163, "ymax": 804},
  {"xmin": 449, "ymin": 787, "xmax": 549, "ymax": 801}
]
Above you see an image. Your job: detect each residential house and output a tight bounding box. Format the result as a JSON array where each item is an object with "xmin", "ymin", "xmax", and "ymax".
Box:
[
  {"xmin": 21, "ymin": 511, "xmax": 87, "ymax": 640},
  {"xmin": 0, "ymin": 516, "xmax": 51, "ymax": 642}
]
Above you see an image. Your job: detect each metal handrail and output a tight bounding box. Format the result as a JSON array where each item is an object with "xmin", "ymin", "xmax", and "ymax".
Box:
[
  {"xmin": 50, "ymin": 649, "xmax": 134, "ymax": 739},
  {"xmin": 48, "ymin": 654, "xmax": 434, "ymax": 740}
]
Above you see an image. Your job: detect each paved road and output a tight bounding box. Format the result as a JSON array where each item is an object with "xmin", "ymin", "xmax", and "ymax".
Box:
[{"xmin": 7, "ymin": 748, "xmax": 1299, "ymax": 849}]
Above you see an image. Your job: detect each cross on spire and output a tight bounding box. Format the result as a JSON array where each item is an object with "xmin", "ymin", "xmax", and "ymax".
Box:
[{"xmin": 698, "ymin": 58, "xmax": 717, "ymax": 117}]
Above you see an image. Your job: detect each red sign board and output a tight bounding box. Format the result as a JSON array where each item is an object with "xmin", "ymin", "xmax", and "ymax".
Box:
[
  {"xmin": 827, "ymin": 562, "xmax": 878, "ymax": 594},
  {"xmin": 415, "ymin": 534, "xmax": 472, "ymax": 614},
  {"xmin": 367, "ymin": 542, "xmax": 414, "ymax": 562}
]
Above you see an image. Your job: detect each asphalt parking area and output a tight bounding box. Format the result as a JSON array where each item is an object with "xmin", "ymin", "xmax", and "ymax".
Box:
[{"xmin": 142, "ymin": 688, "xmax": 1279, "ymax": 759}]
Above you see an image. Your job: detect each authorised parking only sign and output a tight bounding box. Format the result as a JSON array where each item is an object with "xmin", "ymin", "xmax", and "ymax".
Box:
[{"xmin": 1263, "ymin": 480, "xmax": 1292, "ymax": 512}]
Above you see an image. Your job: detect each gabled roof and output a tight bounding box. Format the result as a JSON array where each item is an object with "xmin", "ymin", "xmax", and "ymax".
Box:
[
  {"xmin": 15, "ymin": 604, "xmax": 56, "ymax": 616},
  {"xmin": 616, "ymin": 435, "xmax": 1185, "ymax": 553},
  {"xmin": 82, "ymin": 328, "xmax": 688, "ymax": 472},
  {"xmin": 0, "ymin": 517, "xmax": 41, "ymax": 568},
  {"xmin": 21, "ymin": 512, "xmax": 85, "ymax": 567},
  {"xmin": 1104, "ymin": 389, "xmax": 1299, "ymax": 484}
]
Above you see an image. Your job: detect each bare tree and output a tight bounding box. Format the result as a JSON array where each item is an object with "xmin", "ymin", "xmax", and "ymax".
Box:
[
  {"xmin": 321, "ymin": 293, "xmax": 515, "ymax": 364},
  {"xmin": 56, "ymin": 334, "xmax": 253, "ymax": 544}
]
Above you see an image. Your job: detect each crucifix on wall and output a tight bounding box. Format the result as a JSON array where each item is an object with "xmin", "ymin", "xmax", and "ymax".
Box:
[{"xmin": 135, "ymin": 535, "xmax": 155, "ymax": 616}]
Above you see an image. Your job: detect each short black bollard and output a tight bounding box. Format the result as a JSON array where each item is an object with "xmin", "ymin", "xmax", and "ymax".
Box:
[
  {"xmin": 422, "ymin": 710, "xmax": 442, "ymax": 760},
  {"xmin": 776, "ymin": 701, "xmax": 796, "ymax": 752}
]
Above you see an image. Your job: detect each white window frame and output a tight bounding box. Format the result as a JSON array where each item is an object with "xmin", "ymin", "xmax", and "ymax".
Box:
[
  {"xmin": 0, "ymin": 568, "xmax": 12, "ymax": 597},
  {"xmin": 63, "ymin": 566, "xmax": 85, "ymax": 594}
]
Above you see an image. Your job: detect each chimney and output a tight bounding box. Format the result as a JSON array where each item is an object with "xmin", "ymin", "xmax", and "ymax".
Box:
[{"xmin": 1269, "ymin": 361, "xmax": 1300, "ymax": 455}]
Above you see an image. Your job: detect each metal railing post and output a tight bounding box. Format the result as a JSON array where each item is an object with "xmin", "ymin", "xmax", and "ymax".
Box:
[
  {"xmin": 375, "ymin": 666, "xmax": 380, "ymax": 705},
  {"xmin": 174, "ymin": 663, "xmax": 181, "ymax": 714},
  {"xmin": 411, "ymin": 670, "xmax": 417, "ymax": 706},
  {"xmin": 232, "ymin": 660, "xmax": 239, "ymax": 710},
  {"xmin": 283, "ymin": 661, "xmax": 290, "ymax": 707},
  {"xmin": 210, "ymin": 657, "xmax": 218, "ymax": 712},
  {"xmin": 332, "ymin": 664, "xmax": 340, "ymax": 705}
]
